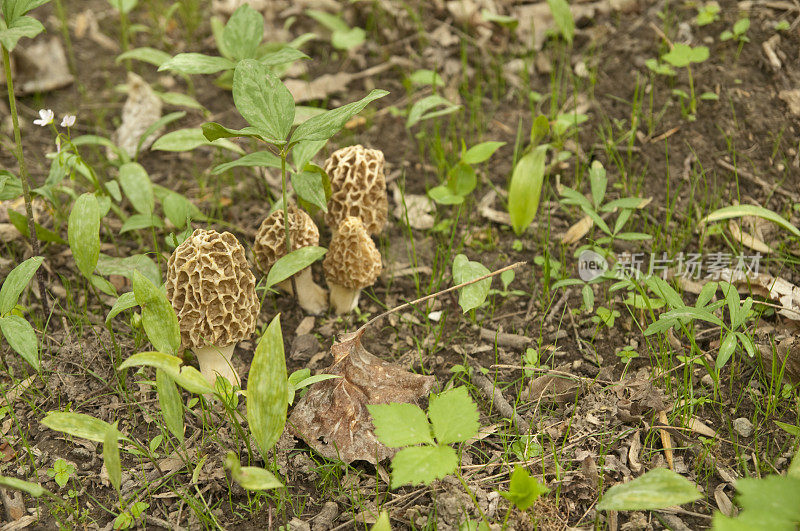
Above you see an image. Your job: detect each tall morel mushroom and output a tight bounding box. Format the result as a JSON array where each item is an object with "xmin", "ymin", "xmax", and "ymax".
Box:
[
  {"xmin": 252, "ymin": 204, "xmax": 327, "ymax": 315},
  {"xmin": 323, "ymin": 145, "xmax": 388, "ymax": 235},
  {"xmin": 323, "ymin": 216, "xmax": 382, "ymax": 314},
  {"xmin": 166, "ymin": 228, "xmax": 259, "ymax": 386}
]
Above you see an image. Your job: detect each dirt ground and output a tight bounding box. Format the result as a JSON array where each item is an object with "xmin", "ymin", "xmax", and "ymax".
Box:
[{"xmin": 1, "ymin": 0, "xmax": 800, "ymax": 529}]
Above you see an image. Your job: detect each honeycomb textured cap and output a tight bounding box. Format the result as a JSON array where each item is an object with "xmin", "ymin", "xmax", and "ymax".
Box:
[
  {"xmin": 166, "ymin": 228, "xmax": 259, "ymax": 349},
  {"xmin": 323, "ymin": 217, "xmax": 382, "ymax": 289},
  {"xmin": 323, "ymin": 145, "xmax": 387, "ymax": 235},
  {"xmin": 252, "ymin": 204, "xmax": 319, "ymax": 274}
]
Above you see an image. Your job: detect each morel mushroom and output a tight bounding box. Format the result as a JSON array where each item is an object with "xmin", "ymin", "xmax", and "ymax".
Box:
[
  {"xmin": 253, "ymin": 204, "xmax": 327, "ymax": 315},
  {"xmin": 323, "ymin": 145, "xmax": 388, "ymax": 235},
  {"xmin": 166, "ymin": 228, "xmax": 259, "ymax": 386},
  {"xmin": 322, "ymin": 217, "xmax": 382, "ymax": 314}
]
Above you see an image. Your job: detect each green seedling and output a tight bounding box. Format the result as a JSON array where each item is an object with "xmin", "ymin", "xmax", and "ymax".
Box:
[
  {"xmin": 720, "ymin": 17, "xmax": 750, "ymax": 44},
  {"xmin": 499, "ymin": 466, "xmax": 550, "ymax": 522},
  {"xmin": 0, "ymin": 256, "xmax": 43, "ymax": 370},
  {"xmin": 47, "ymin": 459, "xmax": 75, "ymax": 489},
  {"xmin": 453, "ymin": 254, "xmax": 492, "ymax": 315},
  {"xmin": 405, "ymin": 94, "xmax": 462, "ymax": 129},
  {"xmin": 695, "ymin": 2, "xmax": 720, "ymax": 26},
  {"xmin": 113, "ymin": 502, "xmax": 148, "ymax": 530},
  {"xmin": 522, "ymin": 348, "xmax": 540, "ymax": 377},
  {"xmin": 428, "ymin": 141, "xmax": 505, "ymax": 205},
  {"xmin": 592, "ymin": 306, "xmax": 620, "ymax": 329},
  {"xmin": 368, "ymin": 386, "xmax": 480, "ymax": 489},
  {"xmin": 305, "ymin": 9, "xmax": 365, "ymax": 51},
  {"xmin": 661, "ymin": 44, "xmax": 709, "ymax": 118},
  {"xmin": 545, "ymin": 0, "xmax": 574, "ymax": 44},
  {"xmin": 775, "ymin": 20, "xmax": 790, "ymax": 31}
]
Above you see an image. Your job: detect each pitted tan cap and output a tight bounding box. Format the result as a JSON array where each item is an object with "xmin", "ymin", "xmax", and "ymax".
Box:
[
  {"xmin": 323, "ymin": 145, "xmax": 387, "ymax": 235},
  {"xmin": 252, "ymin": 204, "xmax": 320, "ymax": 274},
  {"xmin": 323, "ymin": 217, "xmax": 382, "ymax": 290}
]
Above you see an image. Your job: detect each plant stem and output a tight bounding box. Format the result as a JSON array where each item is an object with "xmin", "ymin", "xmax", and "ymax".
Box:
[
  {"xmin": 2, "ymin": 45, "xmax": 51, "ymax": 325},
  {"xmin": 280, "ymin": 150, "xmax": 299, "ymax": 297},
  {"xmin": 687, "ymin": 65, "xmax": 696, "ymax": 116}
]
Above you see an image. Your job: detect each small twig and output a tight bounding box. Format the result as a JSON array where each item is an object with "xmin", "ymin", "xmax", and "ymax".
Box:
[{"xmin": 465, "ymin": 355, "xmax": 525, "ymax": 428}]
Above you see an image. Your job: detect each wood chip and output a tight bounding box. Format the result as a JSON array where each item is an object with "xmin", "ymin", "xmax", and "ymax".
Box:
[
  {"xmin": 479, "ymin": 327, "xmax": 532, "ymax": 349},
  {"xmin": 658, "ymin": 410, "xmax": 675, "ymax": 471}
]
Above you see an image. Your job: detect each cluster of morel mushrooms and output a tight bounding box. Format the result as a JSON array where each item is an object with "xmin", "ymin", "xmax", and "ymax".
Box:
[{"xmin": 164, "ymin": 145, "xmax": 387, "ymax": 386}]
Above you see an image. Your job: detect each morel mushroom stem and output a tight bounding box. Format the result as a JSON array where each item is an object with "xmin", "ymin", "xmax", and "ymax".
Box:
[
  {"xmin": 276, "ymin": 267, "xmax": 328, "ymax": 315},
  {"xmin": 327, "ymin": 281, "xmax": 362, "ymax": 315},
  {"xmin": 193, "ymin": 344, "xmax": 239, "ymax": 387}
]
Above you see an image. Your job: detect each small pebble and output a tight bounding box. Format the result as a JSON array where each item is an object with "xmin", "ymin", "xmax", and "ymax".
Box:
[
  {"xmin": 733, "ymin": 417, "xmax": 753, "ymax": 438},
  {"xmin": 701, "ymin": 374, "xmax": 714, "ymax": 387}
]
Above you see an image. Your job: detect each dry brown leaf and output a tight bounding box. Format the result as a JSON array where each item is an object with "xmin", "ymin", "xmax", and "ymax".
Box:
[
  {"xmin": 686, "ymin": 417, "xmax": 717, "ymax": 438},
  {"xmin": 658, "ymin": 410, "xmax": 675, "ymax": 471},
  {"xmin": 714, "ymin": 484, "xmax": 737, "ymax": 517},
  {"xmin": 284, "ymin": 73, "xmax": 357, "ymax": 103},
  {"xmin": 12, "ymin": 38, "xmax": 73, "ymax": 95},
  {"xmin": 112, "ymin": 72, "xmax": 163, "ymax": 159},
  {"xmin": 628, "ymin": 430, "xmax": 642, "ymax": 474},
  {"xmin": 728, "ymin": 220, "xmax": 772, "ymax": 254},
  {"xmin": 478, "ymin": 191, "xmax": 512, "ymax": 226},
  {"xmin": 391, "ymin": 183, "xmax": 435, "ymax": 230},
  {"xmin": 779, "ymin": 89, "xmax": 800, "ymax": 117},
  {"xmin": 562, "ymin": 215, "xmax": 593, "ymax": 245},
  {"xmin": 288, "ymin": 330, "xmax": 435, "ymax": 464},
  {"xmin": 719, "ymin": 268, "xmax": 800, "ymax": 321},
  {"xmin": 523, "ymin": 365, "xmax": 582, "ymax": 405}
]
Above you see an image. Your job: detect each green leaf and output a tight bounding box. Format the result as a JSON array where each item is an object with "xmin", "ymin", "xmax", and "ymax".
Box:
[
  {"xmin": 546, "ymin": 0, "xmax": 574, "ymax": 44},
  {"xmin": 453, "ymin": 254, "xmax": 491, "ymax": 313},
  {"xmin": 108, "ymin": 0, "xmax": 136, "ymax": 14},
  {"xmin": 265, "ymin": 247, "xmax": 327, "ymax": 288},
  {"xmin": 2, "ymin": 0, "xmax": 51, "ymax": 24},
  {"xmin": 0, "ymin": 256, "xmax": 43, "ymax": 316},
  {"xmin": 662, "ymin": 44, "xmax": 709, "ymax": 68},
  {"xmin": 0, "ymin": 315, "xmax": 39, "ymax": 370},
  {"xmin": 588, "ymin": 161, "xmax": 607, "ymax": 209},
  {"xmin": 370, "ymin": 512, "xmax": 391, "ymax": 531},
  {"xmin": 162, "ymin": 192, "xmax": 202, "ymax": 228},
  {"xmin": 508, "ymin": 145, "xmax": 547, "ymax": 235},
  {"xmin": 390, "ymin": 445, "xmax": 458, "ymax": 489},
  {"xmin": 156, "ymin": 369, "xmax": 184, "ymax": 444},
  {"xmin": 225, "ymin": 453, "xmax": 283, "ymax": 490},
  {"xmin": 368, "ymin": 403, "xmax": 434, "ymax": 447},
  {"xmin": 103, "ymin": 424, "xmax": 122, "ymax": 494},
  {"xmin": 247, "ymin": 315, "xmax": 288, "ymax": 458},
  {"xmin": 701, "ymin": 204, "xmax": 800, "ymax": 240},
  {"xmin": 212, "ymin": 150, "xmax": 282, "ymax": 174},
  {"xmin": 408, "ymin": 69, "xmax": 444, "ymax": 87},
  {"xmin": 201, "ymin": 122, "xmax": 267, "ymax": 143},
  {"xmin": 132, "ymin": 270, "xmax": 180, "ymax": 357},
  {"xmin": 106, "ymin": 291, "xmax": 137, "ymax": 324},
  {"xmin": 428, "ymin": 386, "xmax": 479, "ymax": 445},
  {"xmin": 150, "ymin": 128, "xmax": 244, "ymax": 154},
  {"xmin": 258, "ymin": 45, "xmax": 308, "ymax": 67},
  {"xmin": 428, "ymin": 185, "xmax": 464, "ymax": 205},
  {"xmin": 68, "ymin": 193, "xmax": 101, "ymax": 279},
  {"xmin": 158, "ymin": 53, "xmax": 235, "ymax": 75},
  {"xmin": 135, "ymin": 111, "xmax": 187, "ymax": 157},
  {"xmin": 722, "ymin": 476, "xmax": 800, "ymax": 529},
  {"xmin": 331, "ymin": 26, "xmax": 365, "ymax": 50},
  {"xmin": 96, "ymin": 254, "xmax": 160, "ymax": 286},
  {"xmin": 115, "ymin": 47, "xmax": 171, "ymax": 67},
  {"xmin": 499, "ymin": 466, "xmax": 550, "ymax": 511},
  {"xmin": 447, "ymin": 162, "xmax": 476, "ymax": 197},
  {"xmin": 291, "ymin": 139, "xmax": 326, "ymax": 171},
  {"xmin": 119, "ymin": 213, "xmax": 164, "ymax": 233},
  {"xmin": 305, "ymin": 9, "xmax": 349, "ymax": 32},
  {"xmin": 0, "ymin": 15, "xmax": 44, "ymax": 51},
  {"xmin": 0, "ymin": 476, "xmax": 54, "ymax": 499},
  {"xmin": 0, "ymin": 171, "xmax": 22, "ymax": 201},
  {"xmin": 531, "ymin": 114, "xmax": 550, "ymax": 145},
  {"xmin": 659, "ymin": 306, "xmax": 724, "ymax": 327},
  {"xmin": 223, "ymin": 4, "xmax": 263, "ymax": 60},
  {"xmin": 41, "ymin": 412, "xmax": 121, "ymax": 444},
  {"xmin": 774, "ymin": 421, "xmax": 800, "ymax": 437},
  {"xmin": 7, "ymin": 209, "xmax": 65, "ymax": 244},
  {"xmin": 233, "ymin": 59, "xmax": 295, "ymax": 142},
  {"xmin": 405, "ymin": 94, "xmax": 460, "ymax": 129},
  {"xmin": 292, "ymin": 171, "xmax": 328, "ymax": 213},
  {"xmin": 597, "ymin": 468, "xmax": 701, "ymax": 511},
  {"xmin": 118, "ymin": 162, "xmax": 154, "ymax": 215},
  {"xmin": 156, "ymin": 91, "xmax": 205, "ymax": 111},
  {"xmin": 291, "ymin": 89, "xmax": 388, "ymax": 143},
  {"xmin": 716, "ymin": 333, "xmax": 737, "ymax": 370},
  {"xmin": 118, "ymin": 351, "xmax": 215, "ymax": 395}
]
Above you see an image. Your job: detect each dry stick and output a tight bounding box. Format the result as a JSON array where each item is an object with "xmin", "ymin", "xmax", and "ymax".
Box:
[{"xmin": 2, "ymin": 45, "xmax": 50, "ymax": 325}]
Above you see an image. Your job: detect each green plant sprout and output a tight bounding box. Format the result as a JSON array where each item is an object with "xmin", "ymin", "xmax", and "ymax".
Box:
[
  {"xmin": 720, "ymin": 17, "xmax": 750, "ymax": 44},
  {"xmin": 695, "ymin": 2, "xmax": 720, "ymax": 26},
  {"xmin": 427, "ymin": 141, "xmax": 505, "ymax": 205},
  {"xmin": 46, "ymin": 459, "xmax": 75, "ymax": 488},
  {"xmin": 305, "ymin": 9, "xmax": 365, "ymax": 51},
  {"xmin": 0, "ymin": 256, "xmax": 43, "ymax": 370},
  {"xmin": 499, "ymin": 466, "xmax": 550, "ymax": 525},
  {"xmin": 592, "ymin": 306, "xmax": 621, "ymax": 329},
  {"xmin": 661, "ymin": 43, "xmax": 709, "ymax": 119}
]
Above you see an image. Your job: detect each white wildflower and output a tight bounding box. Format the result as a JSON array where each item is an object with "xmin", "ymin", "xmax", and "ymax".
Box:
[
  {"xmin": 33, "ymin": 109, "xmax": 54, "ymax": 127},
  {"xmin": 60, "ymin": 114, "xmax": 76, "ymax": 128}
]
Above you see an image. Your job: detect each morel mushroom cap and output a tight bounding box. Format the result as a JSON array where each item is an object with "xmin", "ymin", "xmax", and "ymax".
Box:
[
  {"xmin": 252, "ymin": 204, "xmax": 327, "ymax": 315},
  {"xmin": 166, "ymin": 228, "xmax": 259, "ymax": 386},
  {"xmin": 323, "ymin": 145, "xmax": 388, "ymax": 235},
  {"xmin": 322, "ymin": 217, "xmax": 382, "ymax": 314}
]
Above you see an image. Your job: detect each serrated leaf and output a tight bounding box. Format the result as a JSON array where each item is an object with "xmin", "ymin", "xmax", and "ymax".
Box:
[
  {"xmin": 68, "ymin": 193, "xmax": 101, "ymax": 279},
  {"xmin": 508, "ymin": 145, "xmax": 546, "ymax": 235},
  {"xmin": 390, "ymin": 445, "xmax": 458, "ymax": 489},
  {"xmin": 41, "ymin": 412, "xmax": 121, "ymax": 444},
  {"xmin": 428, "ymin": 386, "xmax": 479, "ymax": 445},
  {"xmin": 0, "ymin": 315, "xmax": 39, "ymax": 370},
  {"xmin": 132, "ymin": 271, "xmax": 180, "ymax": 357},
  {"xmin": 158, "ymin": 53, "xmax": 234, "ymax": 75},
  {"xmin": 597, "ymin": 468, "xmax": 701, "ymax": 511},
  {"xmin": 368, "ymin": 403, "xmax": 434, "ymax": 447},
  {"xmin": 265, "ymin": 247, "xmax": 327, "ymax": 289},
  {"xmin": 0, "ymin": 256, "xmax": 43, "ymax": 316},
  {"xmin": 291, "ymin": 89, "xmax": 388, "ymax": 143},
  {"xmin": 118, "ymin": 162, "xmax": 154, "ymax": 215},
  {"xmin": 233, "ymin": 59, "xmax": 295, "ymax": 142},
  {"xmin": 247, "ymin": 315, "xmax": 288, "ymax": 458},
  {"xmin": 452, "ymin": 254, "xmax": 491, "ymax": 313}
]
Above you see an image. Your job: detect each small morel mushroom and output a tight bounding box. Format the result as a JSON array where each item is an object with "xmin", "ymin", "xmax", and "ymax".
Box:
[
  {"xmin": 166, "ymin": 228, "xmax": 259, "ymax": 386},
  {"xmin": 322, "ymin": 217, "xmax": 382, "ymax": 314},
  {"xmin": 323, "ymin": 145, "xmax": 388, "ymax": 235},
  {"xmin": 252, "ymin": 204, "xmax": 327, "ymax": 315}
]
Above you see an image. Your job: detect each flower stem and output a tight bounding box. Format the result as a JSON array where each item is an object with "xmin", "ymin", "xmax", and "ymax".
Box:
[{"xmin": 2, "ymin": 44, "xmax": 51, "ymax": 325}]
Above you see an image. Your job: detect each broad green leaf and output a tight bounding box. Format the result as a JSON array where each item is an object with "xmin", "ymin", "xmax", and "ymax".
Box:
[
  {"xmin": 292, "ymin": 171, "xmax": 328, "ymax": 213},
  {"xmin": 701, "ymin": 204, "xmax": 800, "ymax": 240},
  {"xmin": 0, "ymin": 476, "xmax": 53, "ymax": 499},
  {"xmin": 588, "ymin": 160, "xmax": 607, "ymax": 209},
  {"xmin": 452, "ymin": 254, "xmax": 491, "ymax": 313},
  {"xmin": 447, "ymin": 162, "xmax": 476, "ymax": 197},
  {"xmin": 247, "ymin": 315, "xmax": 288, "ymax": 458},
  {"xmin": 508, "ymin": 145, "xmax": 547, "ymax": 235},
  {"xmin": 96, "ymin": 254, "xmax": 160, "ymax": 286},
  {"xmin": 115, "ymin": 47, "xmax": 171, "ymax": 67},
  {"xmin": 715, "ymin": 333, "xmax": 737, "ymax": 370},
  {"xmin": 0, "ymin": 171, "xmax": 22, "ymax": 200},
  {"xmin": 408, "ymin": 69, "xmax": 444, "ymax": 87},
  {"xmin": 546, "ymin": 0, "xmax": 574, "ymax": 44},
  {"xmin": 162, "ymin": 192, "xmax": 203, "ymax": 227},
  {"xmin": 158, "ymin": 53, "xmax": 235, "ymax": 74},
  {"xmin": 368, "ymin": 403, "xmax": 434, "ymax": 447},
  {"xmin": 597, "ymin": 468, "xmax": 701, "ymax": 510},
  {"xmin": 201, "ymin": 122, "xmax": 267, "ymax": 142},
  {"xmin": 7, "ymin": 209, "xmax": 66, "ymax": 244},
  {"xmin": 531, "ymin": 114, "xmax": 550, "ymax": 145},
  {"xmin": 258, "ymin": 46, "xmax": 308, "ymax": 67},
  {"xmin": 774, "ymin": 421, "xmax": 800, "ymax": 437},
  {"xmin": 156, "ymin": 92, "xmax": 205, "ymax": 110},
  {"xmin": 428, "ymin": 386, "xmax": 479, "ymax": 445},
  {"xmin": 68, "ymin": 193, "xmax": 101, "ymax": 279},
  {"xmin": 103, "ymin": 425, "xmax": 122, "ymax": 494},
  {"xmin": 118, "ymin": 351, "xmax": 215, "ymax": 395},
  {"xmin": 428, "ymin": 185, "xmax": 464, "ymax": 205},
  {"xmin": 0, "ymin": 255, "xmax": 43, "ymax": 316},
  {"xmin": 118, "ymin": 162, "xmax": 154, "ymax": 215},
  {"xmin": 107, "ymin": 0, "xmax": 136, "ymax": 14},
  {"xmin": 331, "ymin": 26, "xmax": 365, "ymax": 50},
  {"xmin": 644, "ymin": 276, "xmax": 685, "ymax": 309},
  {"xmin": 156, "ymin": 369, "xmax": 184, "ymax": 443},
  {"xmin": 405, "ymin": 94, "xmax": 460, "ymax": 129},
  {"xmin": 265, "ymin": 247, "xmax": 327, "ymax": 289},
  {"xmin": 212, "ymin": 150, "xmax": 282, "ymax": 175},
  {"xmin": 291, "ymin": 139, "xmax": 327, "ymax": 172},
  {"xmin": 390, "ymin": 445, "xmax": 458, "ymax": 489},
  {"xmin": 659, "ymin": 306, "xmax": 724, "ymax": 327},
  {"xmin": 151, "ymin": 128, "xmax": 244, "ymax": 154},
  {"xmin": 135, "ymin": 111, "xmax": 187, "ymax": 157},
  {"xmin": 291, "ymin": 89, "xmax": 388, "ymax": 142},
  {"xmin": 132, "ymin": 271, "xmax": 180, "ymax": 357},
  {"xmin": 0, "ymin": 315, "xmax": 39, "ymax": 370},
  {"xmin": 721, "ymin": 476, "xmax": 800, "ymax": 529},
  {"xmin": 461, "ymin": 141, "xmax": 505, "ymax": 165},
  {"xmin": 370, "ymin": 512, "xmax": 391, "ymax": 531},
  {"xmin": 0, "ymin": 15, "xmax": 44, "ymax": 51},
  {"xmin": 223, "ymin": 4, "xmax": 263, "ymax": 60},
  {"xmin": 225, "ymin": 453, "xmax": 283, "ymax": 490},
  {"xmin": 499, "ymin": 466, "xmax": 550, "ymax": 511},
  {"xmin": 105, "ymin": 291, "xmax": 137, "ymax": 323},
  {"xmin": 2, "ymin": 0, "xmax": 51, "ymax": 23},
  {"xmin": 119, "ymin": 213, "xmax": 164, "ymax": 233},
  {"xmin": 233, "ymin": 59, "xmax": 295, "ymax": 142},
  {"xmin": 41, "ymin": 412, "xmax": 121, "ymax": 444}
]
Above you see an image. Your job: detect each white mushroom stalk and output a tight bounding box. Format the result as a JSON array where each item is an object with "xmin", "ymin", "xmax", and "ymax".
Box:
[
  {"xmin": 253, "ymin": 204, "xmax": 328, "ymax": 315},
  {"xmin": 323, "ymin": 217, "xmax": 382, "ymax": 315},
  {"xmin": 166, "ymin": 229, "xmax": 260, "ymax": 388}
]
